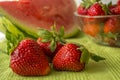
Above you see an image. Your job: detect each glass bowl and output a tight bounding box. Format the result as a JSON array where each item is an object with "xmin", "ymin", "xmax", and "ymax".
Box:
[{"xmin": 75, "ymin": 12, "xmax": 120, "ymax": 47}]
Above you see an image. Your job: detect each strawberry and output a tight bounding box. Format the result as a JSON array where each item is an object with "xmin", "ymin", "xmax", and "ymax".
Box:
[
  {"xmin": 87, "ymin": 3, "xmax": 105, "ymax": 16},
  {"xmin": 77, "ymin": 0, "xmax": 103, "ymax": 15},
  {"xmin": 117, "ymin": 0, "xmax": 120, "ymax": 5},
  {"xmin": 53, "ymin": 43, "xmax": 105, "ymax": 71},
  {"xmin": 109, "ymin": 0, "xmax": 120, "ymax": 15},
  {"xmin": 37, "ymin": 38, "xmax": 52, "ymax": 57},
  {"xmin": 53, "ymin": 43, "xmax": 85, "ymax": 71},
  {"xmin": 109, "ymin": 5, "xmax": 117, "ymax": 14},
  {"xmin": 37, "ymin": 38, "xmax": 63, "ymax": 61},
  {"xmin": 37, "ymin": 25, "xmax": 66, "ymax": 62},
  {"xmin": 103, "ymin": 17, "xmax": 120, "ymax": 46},
  {"xmin": 104, "ymin": 17, "xmax": 120, "ymax": 34},
  {"xmin": 77, "ymin": 6, "xmax": 88, "ymax": 15},
  {"xmin": 10, "ymin": 39, "xmax": 50, "ymax": 76},
  {"xmin": 83, "ymin": 22, "xmax": 100, "ymax": 37},
  {"xmin": 110, "ymin": 5, "xmax": 120, "ymax": 14}
]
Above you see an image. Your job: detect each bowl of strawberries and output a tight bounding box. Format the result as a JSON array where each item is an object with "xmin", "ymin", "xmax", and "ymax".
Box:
[{"xmin": 75, "ymin": 0, "xmax": 120, "ymax": 47}]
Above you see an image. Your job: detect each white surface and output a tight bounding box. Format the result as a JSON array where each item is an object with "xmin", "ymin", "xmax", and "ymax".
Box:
[{"xmin": 0, "ymin": 32, "xmax": 5, "ymax": 40}]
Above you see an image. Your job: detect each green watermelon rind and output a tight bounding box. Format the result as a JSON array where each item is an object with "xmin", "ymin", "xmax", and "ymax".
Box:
[
  {"xmin": 64, "ymin": 26, "xmax": 80, "ymax": 38},
  {"xmin": 0, "ymin": 8, "xmax": 80, "ymax": 38},
  {"xmin": 0, "ymin": 8, "xmax": 39, "ymax": 38}
]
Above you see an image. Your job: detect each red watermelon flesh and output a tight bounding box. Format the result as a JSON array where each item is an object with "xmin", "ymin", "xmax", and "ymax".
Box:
[{"xmin": 0, "ymin": 0, "xmax": 79, "ymax": 37}]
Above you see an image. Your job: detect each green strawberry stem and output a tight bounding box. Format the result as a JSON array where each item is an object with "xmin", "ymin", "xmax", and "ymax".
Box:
[
  {"xmin": 103, "ymin": 32, "xmax": 119, "ymax": 40},
  {"xmin": 81, "ymin": 0, "xmax": 100, "ymax": 8},
  {"xmin": 79, "ymin": 45, "xmax": 105, "ymax": 64},
  {"xmin": 101, "ymin": 1, "xmax": 112, "ymax": 15},
  {"xmin": 79, "ymin": 46, "xmax": 90, "ymax": 64},
  {"xmin": 90, "ymin": 53, "xmax": 105, "ymax": 62},
  {"xmin": 37, "ymin": 24, "xmax": 66, "ymax": 52}
]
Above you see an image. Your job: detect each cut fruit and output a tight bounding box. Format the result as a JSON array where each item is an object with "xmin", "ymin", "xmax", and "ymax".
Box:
[{"xmin": 0, "ymin": 0, "xmax": 80, "ymax": 38}]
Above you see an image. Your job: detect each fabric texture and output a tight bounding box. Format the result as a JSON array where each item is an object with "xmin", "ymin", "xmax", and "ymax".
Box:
[{"xmin": 0, "ymin": 34, "xmax": 120, "ymax": 80}]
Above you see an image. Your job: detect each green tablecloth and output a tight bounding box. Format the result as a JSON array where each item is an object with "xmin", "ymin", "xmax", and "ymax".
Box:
[{"xmin": 0, "ymin": 34, "xmax": 120, "ymax": 80}]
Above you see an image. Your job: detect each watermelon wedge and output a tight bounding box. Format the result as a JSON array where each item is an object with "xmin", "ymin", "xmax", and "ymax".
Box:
[{"xmin": 0, "ymin": 0, "xmax": 80, "ymax": 38}]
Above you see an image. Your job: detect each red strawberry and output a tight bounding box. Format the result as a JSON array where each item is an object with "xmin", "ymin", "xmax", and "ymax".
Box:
[
  {"xmin": 87, "ymin": 3, "xmax": 105, "ymax": 16},
  {"xmin": 104, "ymin": 17, "xmax": 120, "ymax": 34},
  {"xmin": 77, "ymin": 6, "xmax": 88, "ymax": 15},
  {"xmin": 53, "ymin": 43, "xmax": 105, "ymax": 71},
  {"xmin": 37, "ymin": 38, "xmax": 52, "ymax": 56},
  {"xmin": 37, "ymin": 26, "xmax": 66, "ymax": 62},
  {"xmin": 110, "ymin": 5, "xmax": 120, "ymax": 14},
  {"xmin": 37, "ymin": 38, "xmax": 63, "ymax": 61},
  {"xmin": 117, "ymin": 0, "xmax": 120, "ymax": 5},
  {"xmin": 109, "ymin": 5, "xmax": 117, "ymax": 14},
  {"xmin": 10, "ymin": 39, "xmax": 50, "ymax": 76},
  {"xmin": 53, "ymin": 43, "xmax": 85, "ymax": 71}
]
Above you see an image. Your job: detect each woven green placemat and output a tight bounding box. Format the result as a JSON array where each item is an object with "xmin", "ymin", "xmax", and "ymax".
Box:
[{"xmin": 0, "ymin": 35, "xmax": 120, "ymax": 80}]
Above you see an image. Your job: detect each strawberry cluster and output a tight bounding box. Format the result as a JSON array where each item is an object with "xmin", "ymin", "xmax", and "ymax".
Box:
[
  {"xmin": 77, "ymin": 0, "xmax": 120, "ymax": 47},
  {"xmin": 9, "ymin": 26, "xmax": 105, "ymax": 76},
  {"xmin": 77, "ymin": 0, "xmax": 120, "ymax": 16}
]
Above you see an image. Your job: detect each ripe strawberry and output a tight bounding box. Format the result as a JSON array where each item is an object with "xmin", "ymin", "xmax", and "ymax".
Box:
[
  {"xmin": 109, "ymin": 5, "xmax": 117, "ymax": 14},
  {"xmin": 77, "ymin": 6, "xmax": 88, "ymax": 15},
  {"xmin": 53, "ymin": 43, "xmax": 105, "ymax": 71},
  {"xmin": 110, "ymin": 5, "xmax": 120, "ymax": 14},
  {"xmin": 10, "ymin": 39, "xmax": 50, "ymax": 76},
  {"xmin": 53, "ymin": 43, "xmax": 85, "ymax": 71},
  {"xmin": 37, "ymin": 38, "xmax": 63, "ymax": 61},
  {"xmin": 87, "ymin": 3, "xmax": 105, "ymax": 16},
  {"xmin": 83, "ymin": 22, "xmax": 100, "ymax": 37},
  {"xmin": 117, "ymin": 0, "xmax": 120, "ymax": 5},
  {"xmin": 77, "ymin": 0, "xmax": 102, "ymax": 15},
  {"xmin": 37, "ymin": 25, "xmax": 66, "ymax": 62},
  {"xmin": 104, "ymin": 17, "xmax": 120, "ymax": 34}
]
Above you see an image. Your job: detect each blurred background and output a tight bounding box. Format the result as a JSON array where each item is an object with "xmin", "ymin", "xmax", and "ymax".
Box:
[{"xmin": 0, "ymin": 0, "xmax": 118, "ymax": 40}]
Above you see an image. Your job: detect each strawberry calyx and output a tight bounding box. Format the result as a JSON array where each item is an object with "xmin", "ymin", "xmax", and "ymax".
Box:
[
  {"xmin": 78, "ymin": 45, "xmax": 105, "ymax": 64},
  {"xmin": 37, "ymin": 24, "xmax": 66, "ymax": 52},
  {"xmin": 103, "ymin": 32, "xmax": 120, "ymax": 40},
  {"xmin": 101, "ymin": 2, "xmax": 112, "ymax": 15},
  {"xmin": 100, "ymin": 1, "xmax": 112, "ymax": 15},
  {"xmin": 79, "ymin": 46, "xmax": 90, "ymax": 64},
  {"xmin": 80, "ymin": 0, "xmax": 101, "ymax": 9}
]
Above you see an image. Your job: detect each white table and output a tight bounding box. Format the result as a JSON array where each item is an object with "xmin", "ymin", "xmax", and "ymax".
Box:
[{"xmin": 0, "ymin": 32, "xmax": 5, "ymax": 40}]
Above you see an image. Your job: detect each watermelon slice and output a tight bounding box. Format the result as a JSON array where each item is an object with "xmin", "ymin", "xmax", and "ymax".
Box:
[{"xmin": 0, "ymin": 0, "xmax": 80, "ymax": 38}]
